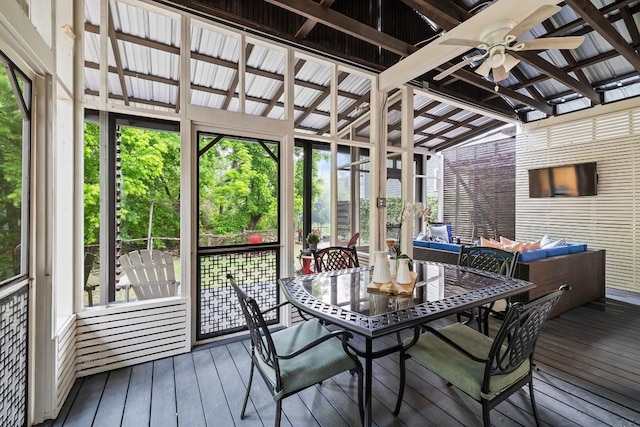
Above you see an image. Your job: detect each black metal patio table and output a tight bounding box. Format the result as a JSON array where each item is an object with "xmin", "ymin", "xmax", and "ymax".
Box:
[{"xmin": 279, "ymin": 259, "xmax": 536, "ymax": 427}]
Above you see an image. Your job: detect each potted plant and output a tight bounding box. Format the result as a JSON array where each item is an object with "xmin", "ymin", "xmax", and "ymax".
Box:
[{"xmin": 306, "ymin": 232, "xmax": 320, "ymax": 250}]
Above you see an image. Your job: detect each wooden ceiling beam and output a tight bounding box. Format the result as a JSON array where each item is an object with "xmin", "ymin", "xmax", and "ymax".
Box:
[
  {"xmin": 295, "ymin": 72, "xmax": 347, "ymax": 127},
  {"xmin": 433, "ymin": 120, "xmax": 506, "ymax": 151},
  {"xmin": 262, "ymin": 58, "xmax": 306, "ymax": 117},
  {"xmin": 565, "ymin": 0, "xmax": 640, "ymax": 72},
  {"xmin": 435, "ymin": 66, "xmax": 553, "ymax": 115},
  {"xmin": 264, "ymin": 0, "xmax": 417, "ymax": 57},
  {"xmin": 108, "ymin": 9, "xmax": 130, "ymax": 105},
  {"xmin": 400, "ymin": 0, "xmax": 471, "ymax": 31},
  {"xmin": 222, "ymin": 44, "xmax": 254, "ymax": 110},
  {"xmin": 509, "ymin": 51, "xmax": 601, "ymax": 105},
  {"xmin": 545, "ymin": 0, "xmax": 637, "ymax": 37},
  {"xmin": 295, "ymin": 0, "xmax": 335, "ymax": 39}
]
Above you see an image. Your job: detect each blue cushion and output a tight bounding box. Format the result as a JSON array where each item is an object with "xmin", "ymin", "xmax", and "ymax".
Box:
[
  {"xmin": 567, "ymin": 243, "xmax": 587, "ymax": 253},
  {"xmin": 546, "ymin": 246, "xmax": 570, "ymax": 257},
  {"xmin": 413, "ymin": 239, "xmax": 431, "ymax": 248},
  {"xmin": 518, "ymin": 249, "xmax": 547, "ymax": 262},
  {"xmin": 429, "ymin": 242, "xmax": 461, "ymax": 253}
]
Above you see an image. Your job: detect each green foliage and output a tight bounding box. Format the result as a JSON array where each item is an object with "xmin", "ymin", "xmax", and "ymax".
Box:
[
  {"xmin": 198, "ymin": 138, "xmax": 279, "ymax": 237},
  {"xmin": 84, "ymin": 125, "xmax": 181, "ymax": 249},
  {"xmin": 306, "ymin": 231, "xmax": 320, "ymax": 244},
  {"xmin": 0, "ymin": 67, "xmax": 25, "ymax": 280}
]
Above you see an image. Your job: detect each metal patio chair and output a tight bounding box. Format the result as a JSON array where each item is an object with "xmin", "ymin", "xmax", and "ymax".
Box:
[
  {"xmin": 314, "ymin": 246, "xmax": 359, "ymax": 272},
  {"xmin": 227, "ymin": 274, "xmax": 363, "ymax": 427},
  {"xmin": 394, "ymin": 285, "xmax": 569, "ymax": 426}
]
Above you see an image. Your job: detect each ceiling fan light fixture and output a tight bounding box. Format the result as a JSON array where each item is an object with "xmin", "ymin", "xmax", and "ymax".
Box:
[{"xmin": 502, "ymin": 54, "xmax": 520, "ymax": 73}]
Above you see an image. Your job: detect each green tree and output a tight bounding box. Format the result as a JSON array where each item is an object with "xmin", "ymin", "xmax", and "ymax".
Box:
[
  {"xmin": 0, "ymin": 67, "xmax": 24, "ymax": 281},
  {"xmin": 84, "ymin": 125, "xmax": 181, "ymax": 251},
  {"xmin": 199, "ymin": 138, "xmax": 278, "ymax": 237}
]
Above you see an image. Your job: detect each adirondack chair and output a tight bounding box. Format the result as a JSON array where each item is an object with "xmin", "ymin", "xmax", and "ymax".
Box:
[{"xmin": 118, "ymin": 250, "xmax": 177, "ymax": 300}]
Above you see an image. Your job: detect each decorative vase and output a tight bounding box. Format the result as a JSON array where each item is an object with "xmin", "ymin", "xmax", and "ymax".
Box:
[
  {"xmin": 372, "ymin": 251, "xmax": 392, "ymax": 284},
  {"xmin": 396, "ymin": 258, "xmax": 411, "ymax": 284},
  {"xmin": 308, "ymin": 242, "xmax": 317, "ymax": 251}
]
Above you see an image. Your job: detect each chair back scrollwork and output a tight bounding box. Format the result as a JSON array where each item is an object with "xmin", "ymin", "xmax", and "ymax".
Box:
[
  {"xmin": 227, "ymin": 274, "xmax": 281, "ymax": 383},
  {"xmin": 458, "ymin": 246, "xmax": 519, "ymax": 278},
  {"xmin": 314, "ymin": 246, "xmax": 359, "ymax": 272},
  {"xmin": 483, "ymin": 285, "xmax": 569, "ymax": 391}
]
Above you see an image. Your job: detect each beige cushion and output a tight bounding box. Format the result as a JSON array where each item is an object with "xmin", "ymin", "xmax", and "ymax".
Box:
[{"xmin": 406, "ymin": 323, "xmax": 530, "ymax": 401}]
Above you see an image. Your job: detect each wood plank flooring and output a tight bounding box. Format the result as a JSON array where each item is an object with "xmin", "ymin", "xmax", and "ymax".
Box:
[{"xmin": 43, "ymin": 292, "xmax": 640, "ymax": 427}]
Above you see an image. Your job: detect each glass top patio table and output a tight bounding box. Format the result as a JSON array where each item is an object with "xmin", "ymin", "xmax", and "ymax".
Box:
[
  {"xmin": 279, "ymin": 260, "xmax": 536, "ymax": 427},
  {"xmin": 280, "ymin": 260, "xmax": 536, "ymax": 339}
]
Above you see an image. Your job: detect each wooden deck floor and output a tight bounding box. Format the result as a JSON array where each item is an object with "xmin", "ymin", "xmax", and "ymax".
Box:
[{"xmin": 45, "ymin": 292, "xmax": 640, "ymax": 427}]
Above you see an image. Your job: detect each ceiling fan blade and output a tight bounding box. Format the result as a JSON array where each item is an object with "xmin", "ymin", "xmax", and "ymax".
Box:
[
  {"xmin": 492, "ymin": 65, "xmax": 509, "ymax": 83},
  {"xmin": 517, "ymin": 36, "xmax": 585, "ymax": 51},
  {"xmin": 440, "ymin": 38, "xmax": 486, "ymax": 48},
  {"xmin": 475, "ymin": 60, "xmax": 493, "ymax": 78},
  {"xmin": 507, "ymin": 5, "xmax": 561, "ymax": 39},
  {"xmin": 434, "ymin": 54, "xmax": 487, "ymax": 81}
]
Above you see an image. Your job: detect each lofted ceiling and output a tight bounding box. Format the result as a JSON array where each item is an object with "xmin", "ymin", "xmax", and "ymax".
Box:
[{"xmin": 87, "ymin": 0, "xmax": 640, "ymax": 151}]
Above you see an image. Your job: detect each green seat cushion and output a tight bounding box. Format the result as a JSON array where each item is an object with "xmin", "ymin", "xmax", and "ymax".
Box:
[
  {"xmin": 257, "ymin": 319, "xmax": 358, "ymax": 400},
  {"xmin": 406, "ymin": 323, "xmax": 529, "ymax": 401}
]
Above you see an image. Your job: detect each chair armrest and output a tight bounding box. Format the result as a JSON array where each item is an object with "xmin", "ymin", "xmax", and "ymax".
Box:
[
  {"xmin": 262, "ymin": 300, "xmax": 311, "ymax": 321},
  {"xmin": 277, "ymin": 329, "xmax": 354, "ymax": 360},
  {"xmin": 260, "ymin": 301, "xmax": 290, "ymax": 315}
]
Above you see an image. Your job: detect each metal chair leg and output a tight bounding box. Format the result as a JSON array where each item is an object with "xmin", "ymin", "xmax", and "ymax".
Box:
[
  {"xmin": 275, "ymin": 399, "xmax": 282, "ymax": 427},
  {"xmin": 529, "ymin": 378, "xmax": 541, "ymax": 427},
  {"xmin": 241, "ymin": 358, "xmax": 255, "ymax": 419}
]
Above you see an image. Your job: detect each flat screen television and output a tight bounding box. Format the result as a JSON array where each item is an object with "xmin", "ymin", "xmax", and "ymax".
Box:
[{"xmin": 529, "ymin": 162, "xmax": 597, "ymax": 198}]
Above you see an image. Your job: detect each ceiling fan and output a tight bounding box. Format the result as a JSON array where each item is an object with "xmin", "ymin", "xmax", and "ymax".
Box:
[{"xmin": 433, "ymin": 5, "xmax": 585, "ymax": 87}]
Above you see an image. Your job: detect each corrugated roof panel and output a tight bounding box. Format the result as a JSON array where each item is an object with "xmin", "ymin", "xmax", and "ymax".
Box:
[
  {"xmin": 414, "ymin": 93, "xmax": 435, "ymax": 110},
  {"xmin": 414, "ymin": 116, "xmax": 433, "ymax": 129},
  {"xmin": 191, "ymin": 24, "xmax": 240, "ymax": 63},
  {"xmin": 107, "ymin": 73, "xmax": 122, "ymax": 97},
  {"xmin": 555, "ymin": 97, "xmax": 591, "ymax": 114},
  {"xmin": 245, "ymin": 99, "xmax": 267, "ymax": 116},
  {"xmin": 191, "ymin": 59, "xmax": 236, "ymax": 91},
  {"xmin": 267, "ymin": 105, "xmax": 285, "ymax": 120},
  {"xmin": 469, "ymin": 116, "xmax": 493, "ymax": 127},
  {"xmin": 355, "ymin": 123, "xmax": 371, "ymax": 139},
  {"xmin": 336, "ymin": 96, "xmax": 356, "ymax": 115},
  {"xmin": 539, "ymin": 49, "xmax": 571, "ymax": 69},
  {"xmin": 111, "ymin": 0, "xmax": 180, "ymax": 47},
  {"xmin": 387, "ymin": 130, "xmax": 402, "ymax": 141},
  {"xmin": 226, "ymin": 97, "xmax": 240, "ymax": 113},
  {"xmin": 338, "ymin": 73, "xmax": 371, "ymax": 96},
  {"xmin": 387, "ymin": 108, "xmax": 402, "ymax": 129},
  {"xmin": 245, "ymin": 74, "xmax": 282, "ymax": 101},
  {"xmin": 295, "ymin": 59, "xmax": 332, "ymax": 87},
  {"xmin": 424, "ymin": 122, "xmax": 453, "ymax": 134},
  {"xmin": 84, "ymin": 68, "xmax": 100, "ymax": 94},
  {"xmin": 583, "ymin": 57, "xmax": 635, "ymax": 84},
  {"xmin": 118, "ymin": 40, "xmax": 178, "ymax": 79},
  {"xmin": 428, "ymin": 102, "xmax": 457, "ymax": 116},
  {"xmin": 604, "ymin": 81, "xmax": 640, "ymax": 103},
  {"xmin": 191, "ymin": 90, "xmax": 224, "ymax": 109},
  {"xmin": 450, "ymin": 110, "xmax": 476, "ymax": 121},
  {"xmin": 315, "ymin": 96, "xmax": 332, "ymax": 114},
  {"xmin": 299, "ymin": 113, "xmax": 331, "ymax": 131},
  {"xmin": 248, "ymin": 44, "xmax": 285, "ymax": 74},
  {"xmin": 442, "ymin": 126, "xmax": 471, "ymax": 139},
  {"xmin": 294, "ymin": 86, "xmax": 323, "ymax": 109},
  {"xmin": 83, "ymin": 31, "xmax": 118, "ymax": 68}
]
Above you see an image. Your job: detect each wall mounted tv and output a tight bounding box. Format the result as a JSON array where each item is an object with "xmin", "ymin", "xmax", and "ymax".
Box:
[{"xmin": 528, "ymin": 162, "xmax": 598, "ymax": 198}]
